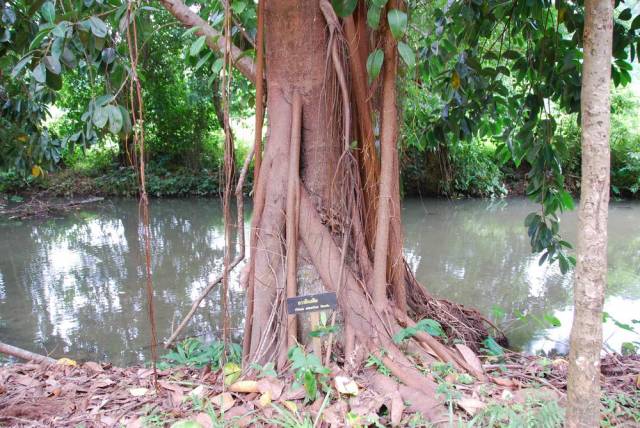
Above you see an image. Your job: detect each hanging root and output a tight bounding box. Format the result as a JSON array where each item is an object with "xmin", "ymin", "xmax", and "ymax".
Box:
[
  {"xmin": 164, "ymin": 148, "xmax": 254, "ymax": 348},
  {"xmin": 282, "ymin": 90, "xmax": 302, "ymax": 365}
]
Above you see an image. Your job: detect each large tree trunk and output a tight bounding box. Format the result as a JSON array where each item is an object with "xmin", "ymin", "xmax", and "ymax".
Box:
[
  {"xmin": 160, "ymin": 1, "xmax": 496, "ymax": 420},
  {"xmin": 566, "ymin": 0, "xmax": 613, "ymax": 426}
]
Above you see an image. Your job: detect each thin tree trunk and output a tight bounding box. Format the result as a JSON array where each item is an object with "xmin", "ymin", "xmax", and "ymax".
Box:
[
  {"xmin": 566, "ymin": 1, "xmax": 613, "ymax": 426},
  {"xmin": 372, "ymin": 6, "xmax": 399, "ymax": 310}
]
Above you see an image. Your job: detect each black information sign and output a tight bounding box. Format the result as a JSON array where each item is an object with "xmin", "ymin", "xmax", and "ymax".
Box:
[{"xmin": 286, "ymin": 292, "xmax": 337, "ymax": 315}]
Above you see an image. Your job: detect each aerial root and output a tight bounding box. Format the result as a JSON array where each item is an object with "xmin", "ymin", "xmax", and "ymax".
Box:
[{"xmin": 164, "ymin": 148, "xmax": 254, "ymax": 348}]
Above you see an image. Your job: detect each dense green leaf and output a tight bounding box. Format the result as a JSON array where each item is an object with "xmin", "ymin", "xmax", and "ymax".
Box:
[
  {"xmin": 93, "ymin": 106, "xmax": 109, "ymax": 128},
  {"xmin": 88, "ymin": 16, "xmax": 108, "ymax": 38},
  {"xmin": 618, "ymin": 8, "xmax": 631, "ymax": 21},
  {"xmin": 366, "ymin": 49, "xmax": 384, "ymax": 82},
  {"xmin": 40, "ymin": 1, "xmax": 55, "ymax": 24},
  {"xmin": 398, "ymin": 41, "xmax": 415, "ymax": 67},
  {"xmin": 367, "ymin": 6, "xmax": 381, "ymax": 29},
  {"xmin": 11, "ymin": 55, "xmax": 32, "ymax": 78},
  {"xmin": 108, "ymin": 105, "xmax": 123, "ymax": 134},
  {"xmin": 190, "ymin": 35, "xmax": 206, "ymax": 57},
  {"xmin": 387, "ymin": 9, "xmax": 407, "ymax": 39},
  {"xmin": 43, "ymin": 55, "xmax": 61, "ymax": 74},
  {"xmin": 101, "ymin": 48, "xmax": 116, "ymax": 64},
  {"xmin": 231, "ymin": 1, "xmax": 246, "ymax": 14},
  {"xmin": 331, "ymin": 0, "xmax": 357, "ymax": 17},
  {"xmin": 32, "ymin": 62, "xmax": 46, "ymax": 83}
]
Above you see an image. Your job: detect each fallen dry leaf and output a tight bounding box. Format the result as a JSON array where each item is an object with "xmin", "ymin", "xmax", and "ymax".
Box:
[
  {"xmin": 334, "ymin": 376, "xmax": 359, "ymax": 395},
  {"xmin": 128, "ymin": 387, "xmax": 149, "ymax": 397},
  {"xmin": 491, "ymin": 376, "xmax": 515, "ymax": 387},
  {"xmin": 257, "ymin": 377, "xmax": 284, "ymax": 400},
  {"xmin": 457, "ymin": 397, "xmax": 486, "ymax": 415},
  {"xmin": 159, "ymin": 380, "xmax": 186, "ymax": 393},
  {"xmin": 455, "ymin": 344, "xmax": 484, "ymax": 378},
  {"xmin": 283, "ymin": 400, "xmax": 298, "ymax": 413},
  {"xmin": 14, "ymin": 374, "xmax": 39, "ymax": 387},
  {"xmin": 194, "ymin": 412, "xmax": 213, "ymax": 428},
  {"xmin": 83, "ymin": 362, "xmax": 104, "ymax": 372},
  {"xmin": 211, "ymin": 392, "xmax": 235, "ymax": 412},
  {"xmin": 258, "ymin": 391, "xmax": 271, "ymax": 407},
  {"xmin": 189, "ymin": 385, "xmax": 207, "ymax": 399},
  {"xmin": 94, "ymin": 378, "xmax": 115, "ymax": 388},
  {"xmin": 390, "ymin": 391, "xmax": 404, "ymax": 426}
]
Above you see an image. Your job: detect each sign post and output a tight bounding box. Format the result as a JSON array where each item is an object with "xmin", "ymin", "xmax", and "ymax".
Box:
[{"xmin": 286, "ymin": 292, "xmax": 337, "ymax": 357}]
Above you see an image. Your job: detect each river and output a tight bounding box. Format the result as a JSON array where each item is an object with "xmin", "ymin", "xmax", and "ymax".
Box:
[{"xmin": 1, "ymin": 197, "xmax": 638, "ymax": 365}]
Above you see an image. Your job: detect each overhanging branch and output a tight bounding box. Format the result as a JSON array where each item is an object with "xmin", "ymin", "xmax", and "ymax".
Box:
[{"xmin": 159, "ymin": 0, "xmax": 257, "ymax": 84}]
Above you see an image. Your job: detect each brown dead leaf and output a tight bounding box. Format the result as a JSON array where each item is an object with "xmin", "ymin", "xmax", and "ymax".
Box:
[
  {"xmin": 211, "ymin": 392, "xmax": 235, "ymax": 412},
  {"xmin": 83, "ymin": 361, "xmax": 104, "ymax": 372},
  {"xmin": 491, "ymin": 376, "xmax": 515, "ymax": 387},
  {"xmin": 390, "ymin": 391, "xmax": 404, "ymax": 426},
  {"xmin": 258, "ymin": 391, "xmax": 271, "ymax": 407},
  {"xmin": 282, "ymin": 385, "xmax": 306, "ymax": 401},
  {"xmin": 170, "ymin": 389, "xmax": 185, "ymax": 408},
  {"xmin": 257, "ymin": 377, "xmax": 284, "ymax": 400},
  {"xmin": 136, "ymin": 368, "xmax": 155, "ymax": 379},
  {"xmin": 224, "ymin": 405, "xmax": 254, "ymax": 427},
  {"xmin": 125, "ymin": 417, "xmax": 144, "ymax": 428},
  {"xmin": 94, "ymin": 377, "xmax": 115, "ymax": 388},
  {"xmin": 159, "ymin": 380, "xmax": 186, "ymax": 394},
  {"xmin": 14, "ymin": 374, "xmax": 39, "ymax": 387},
  {"xmin": 455, "ymin": 344, "xmax": 485, "ymax": 378},
  {"xmin": 334, "ymin": 376, "xmax": 358, "ymax": 395},
  {"xmin": 636, "ymin": 374, "xmax": 640, "ymax": 389},
  {"xmin": 189, "ymin": 385, "xmax": 207, "ymax": 399},
  {"xmin": 194, "ymin": 412, "xmax": 213, "ymax": 428},
  {"xmin": 457, "ymin": 398, "xmax": 486, "ymax": 415},
  {"xmin": 129, "ymin": 387, "xmax": 150, "ymax": 397}
]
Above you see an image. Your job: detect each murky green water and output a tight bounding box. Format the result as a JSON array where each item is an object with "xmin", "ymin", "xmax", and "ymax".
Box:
[{"xmin": 1, "ymin": 198, "xmax": 638, "ymax": 365}]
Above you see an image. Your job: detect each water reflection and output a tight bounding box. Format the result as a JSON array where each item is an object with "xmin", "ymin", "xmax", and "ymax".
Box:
[
  {"xmin": 402, "ymin": 198, "xmax": 640, "ymax": 353},
  {"xmin": 0, "ymin": 199, "xmax": 247, "ymax": 365},
  {"xmin": 0, "ymin": 197, "xmax": 638, "ymax": 365}
]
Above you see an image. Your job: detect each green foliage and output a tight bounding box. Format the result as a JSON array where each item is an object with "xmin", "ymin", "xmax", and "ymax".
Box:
[
  {"xmin": 481, "ymin": 336, "xmax": 504, "ymax": 357},
  {"xmin": 408, "ymin": 0, "xmax": 640, "ymax": 269},
  {"xmin": 364, "ymin": 352, "xmax": 391, "ymax": 376},
  {"xmin": 264, "ymin": 402, "xmax": 322, "ymax": 428},
  {"xmin": 158, "ymin": 338, "xmax": 241, "ymax": 370},
  {"xmin": 468, "ymin": 397, "xmax": 565, "ymax": 428},
  {"xmin": 601, "ymin": 391, "xmax": 640, "ymax": 427},
  {"xmin": 366, "ymin": 49, "xmax": 384, "ymax": 82},
  {"xmin": 249, "ymin": 361, "xmax": 278, "ymax": 378},
  {"xmin": 393, "ymin": 318, "xmax": 445, "ymax": 343},
  {"xmin": 287, "ymin": 346, "xmax": 331, "ymax": 402}
]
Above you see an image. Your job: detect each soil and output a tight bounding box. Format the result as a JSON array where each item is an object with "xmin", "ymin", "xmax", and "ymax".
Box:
[{"xmin": 0, "ymin": 353, "xmax": 637, "ymax": 427}]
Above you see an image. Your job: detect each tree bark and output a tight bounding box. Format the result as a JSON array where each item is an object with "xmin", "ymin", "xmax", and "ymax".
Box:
[
  {"xmin": 566, "ymin": 1, "xmax": 613, "ymax": 426},
  {"xmin": 158, "ymin": 0, "xmax": 256, "ymax": 83}
]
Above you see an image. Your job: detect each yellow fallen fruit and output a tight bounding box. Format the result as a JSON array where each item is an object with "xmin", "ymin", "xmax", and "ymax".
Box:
[
  {"xmin": 228, "ymin": 380, "xmax": 259, "ymax": 393},
  {"xmin": 57, "ymin": 357, "xmax": 77, "ymax": 366}
]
